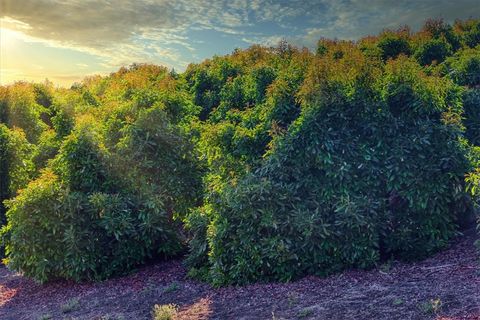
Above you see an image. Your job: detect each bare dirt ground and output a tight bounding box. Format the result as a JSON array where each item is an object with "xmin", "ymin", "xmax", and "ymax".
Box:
[{"xmin": 0, "ymin": 230, "xmax": 478, "ymax": 320}]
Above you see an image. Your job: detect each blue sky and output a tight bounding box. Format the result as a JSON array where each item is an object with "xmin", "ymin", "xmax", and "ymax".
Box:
[{"xmin": 0, "ymin": 0, "xmax": 479, "ymax": 86}]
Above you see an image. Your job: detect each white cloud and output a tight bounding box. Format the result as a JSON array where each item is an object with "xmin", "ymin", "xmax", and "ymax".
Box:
[
  {"xmin": 242, "ymin": 35, "xmax": 284, "ymax": 46},
  {"xmin": 0, "ymin": 0, "xmax": 478, "ymax": 72},
  {"xmin": 294, "ymin": 0, "xmax": 480, "ymax": 47}
]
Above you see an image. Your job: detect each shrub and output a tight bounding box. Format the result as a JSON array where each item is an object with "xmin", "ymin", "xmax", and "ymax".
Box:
[
  {"xmin": 109, "ymin": 105, "xmax": 202, "ymax": 216},
  {"xmin": 377, "ymin": 32, "xmax": 411, "ymax": 61},
  {"xmin": 422, "ymin": 19, "xmax": 461, "ymax": 51},
  {"xmin": 152, "ymin": 304, "xmax": 177, "ymax": 320},
  {"xmin": 2, "ymin": 109, "xmax": 200, "ymax": 281},
  {"xmin": 443, "ymin": 48, "xmax": 480, "ymax": 87},
  {"xmin": 186, "ymin": 59, "xmax": 240, "ymax": 120},
  {"xmin": 0, "ymin": 126, "xmax": 8, "ymax": 225},
  {"xmin": 462, "ymin": 89, "xmax": 480, "ymax": 145},
  {"xmin": 3, "ymin": 19, "xmax": 480, "ymax": 286},
  {"xmin": 32, "ymin": 129, "xmax": 61, "ymax": 170},
  {"xmin": 454, "ymin": 19, "xmax": 480, "ymax": 48},
  {"xmin": 414, "ymin": 38, "xmax": 451, "ymax": 66},
  {"xmin": 1, "ymin": 83, "xmax": 48, "ymax": 143},
  {"xmin": 2, "ymin": 170, "xmax": 66, "ymax": 281},
  {"xmin": 187, "ymin": 56, "xmax": 472, "ymax": 286},
  {"xmin": 0, "ymin": 125, "xmax": 35, "ymax": 225},
  {"xmin": 464, "ymin": 164, "xmax": 480, "ymax": 257},
  {"xmin": 51, "ymin": 104, "xmax": 75, "ymax": 139},
  {"xmin": 33, "ymin": 82, "xmax": 54, "ymax": 108}
]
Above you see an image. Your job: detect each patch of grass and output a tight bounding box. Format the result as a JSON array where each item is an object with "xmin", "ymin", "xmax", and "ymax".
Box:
[
  {"xmin": 141, "ymin": 281, "xmax": 157, "ymax": 295},
  {"xmin": 392, "ymin": 298, "xmax": 404, "ymax": 306},
  {"xmin": 38, "ymin": 314, "xmax": 52, "ymax": 320},
  {"xmin": 287, "ymin": 292, "xmax": 298, "ymax": 308},
  {"xmin": 297, "ymin": 308, "xmax": 314, "ymax": 318},
  {"xmin": 418, "ymin": 298, "xmax": 442, "ymax": 314},
  {"xmin": 61, "ymin": 297, "xmax": 80, "ymax": 314},
  {"xmin": 99, "ymin": 315, "xmax": 125, "ymax": 320},
  {"xmin": 152, "ymin": 304, "xmax": 177, "ymax": 320},
  {"xmin": 379, "ymin": 259, "xmax": 393, "ymax": 273},
  {"xmin": 163, "ymin": 282, "xmax": 179, "ymax": 293}
]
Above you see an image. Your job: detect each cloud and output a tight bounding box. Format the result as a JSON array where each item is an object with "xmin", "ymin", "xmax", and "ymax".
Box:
[
  {"xmin": 242, "ymin": 35, "xmax": 285, "ymax": 46},
  {"xmin": 0, "ymin": 0, "xmax": 478, "ymax": 73},
  {"xmin": 294, "ymin": 0, "xmax": 480, "ymax": 47},
  {"xmin": 1, "ymin": 1, "xmax": 176, "ymax": 46},
  {"xmin": 0, "ymin": 0, "xmax": 269, "ymax": 69}
]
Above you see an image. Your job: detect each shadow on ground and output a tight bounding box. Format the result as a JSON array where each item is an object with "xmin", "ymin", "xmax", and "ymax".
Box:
[{"xmin": 0, "ymin": 231, "xmax": 479, "ymax": 320}]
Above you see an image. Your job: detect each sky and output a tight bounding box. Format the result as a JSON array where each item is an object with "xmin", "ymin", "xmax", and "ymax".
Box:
[{"xmin": 0, "ymin": 0, "xmax": 479, "ymax": 87}]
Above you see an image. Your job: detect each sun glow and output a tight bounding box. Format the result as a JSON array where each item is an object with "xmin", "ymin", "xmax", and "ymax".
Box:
[
  {"xmin": 1, "ymin": 28, "xmax": 21, "ymax": 85},
  {"xmin": 0, "ymin": 27, "xmax": 25, "ymax": 51}
]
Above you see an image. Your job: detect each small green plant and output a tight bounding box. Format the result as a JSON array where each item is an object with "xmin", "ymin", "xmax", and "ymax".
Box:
[
  {"xmin": 392, "ymin": 298, "xmax": 404, "ymax": 306},
  {"xmin": 419, "ymin": 298, "xmax": 442, "ymax": 314},
  {"xmin": 61, "ymin": 297, "xmax": 80, "ymax": 313},
  {"xmin": 287, "ymin": 292, "xmax": 298, "ymax": 308},
  {"xmin": 141, "ymin": 281, "xmax": 157, "ymax": 295},
  {"xmin": 99, "ymin": 315, "xmax": 125, "ymax": 320},
  {"xmin": 152, "ymin": 304, "xmax": 177, "ymax": 320},
  {"xmin": 163, "ymin": 282, "xmax": 179, "ymax": 293},
  {"xmin": 38, "ymin": 314, "xmax": 53, "ymax": 320},
  {"xmin": 379, "ymin": 260, "xmax": 393, "ymax": 273},
  {"xmin": 297, "ymin": 308, "xmax": 314, "ymax": 318}
]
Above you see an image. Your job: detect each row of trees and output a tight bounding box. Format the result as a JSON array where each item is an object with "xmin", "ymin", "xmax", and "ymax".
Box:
[{"xmin": 0, "ymin": 18, "xmax": 479, "ymax": 285}]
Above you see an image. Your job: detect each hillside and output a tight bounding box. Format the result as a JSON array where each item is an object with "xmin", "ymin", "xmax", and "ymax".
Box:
[
  {"xmin": 0, "ymin": 230, "xmax": 478, "ymax": 319},
  {"xmin": 0, "ymin": 17, "xmax": 479, "ymax": 319}
]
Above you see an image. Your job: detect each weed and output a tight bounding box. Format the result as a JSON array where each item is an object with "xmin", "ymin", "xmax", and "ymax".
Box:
[
  {"xmin": 163, "ymin": 282, "xmax": 179, "ymax": 293},
  {"xmin": 297, "ymin": 308, "xmax": 314, "ymax": 318},
  {"xmin": 141, "ymin": 282, "xmax": 157, "ymax": 295},
  {"xmin": 379, "ymin": 259, "xmax": 393, "ymax": 273},
  {"xmin": 61, "ymin": 298, "xmax": 80, "ymax": 314},
  {"xmin": 419, "ymin": 298, "xmax": 442, "ymax": 314},
  {"xmin": 99, "ymin": 315, "xmax": 125, "ymax": 320},
  {"xmin": 152, "ymin": 304, "xmax": 177, "ymax": 320},
  {"xmin": 287, "ymin": 292, "xmax": 298, "ymax": 308}
]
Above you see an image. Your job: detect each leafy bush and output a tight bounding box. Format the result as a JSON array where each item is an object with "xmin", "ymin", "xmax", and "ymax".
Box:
[
  {"xmin": 462, "ymin": 89, "xmax": 480, "ymax": 145},
  {"xmin": 377, "ymin": 32, "xmax": 411, "ymax": 61},
  {"xmin": 2, "ymin": 171, "xmax": 67, "ymax": 280},
  {"xmin": 32, "ymin": 129, "xmax": 62, "ymax": 170},
  {"xmin": 2, "ymin": 19, "xmax": 480, "ymax": 286},
  {"xmin": 0, "ymin": 125, "xmax": 35, "ymax": 225},
  {"xmin": 187, "ymin": 55, "xmax": 472, "ymax": 286},
  {"xmin": 2, "ymin": 107, "xmax": 201, "ymax": 281},
  {"xmin": 422, "ymin": 19, "xmax": 461, "ymax": 52},
  {"xmin": 186, "ymin": 58, "xmax": 240, "ymax": 120},
  {"xmin": 414, "ymin": 38, "xmax": 451, "ymax": 66},
  {"xmin": 108, "ymin": 104, "xmax": 202, "ymax": 216},
  {"xmin": 0, "ymin": 126, "xmax": 8, "ymax": 225},
  {"xmin": 454, "ymin": 19, "xmax": 480, "ymax": 48},
  {"xmin": 443, "ymin": 48, "xmax": 480, "ymax": 87},
  {"xmin": 152, "ymin": 304, "xmax": 177, "ymax": 320},
  {"xmin": 1, "ymin": 83, "xmax": 48, "ymax": 143},
  {"xmin": 465, "ymin": 157, "xmax": 480, "ymax": 251}
]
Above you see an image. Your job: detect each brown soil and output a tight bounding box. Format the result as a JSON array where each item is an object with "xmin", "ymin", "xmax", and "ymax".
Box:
[{"xmin": 0, "ymin": 231, "xmax": 478, "ymax": 320}]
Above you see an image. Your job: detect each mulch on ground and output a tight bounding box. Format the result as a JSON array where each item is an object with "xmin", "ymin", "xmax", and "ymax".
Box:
[{"xmin": 0, "ymin": 231, "xmax": 478, "ymax": 320}]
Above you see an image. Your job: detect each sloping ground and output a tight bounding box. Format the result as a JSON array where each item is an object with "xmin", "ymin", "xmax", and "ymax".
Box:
[{"xmin": 0, "ymin": 231, "xmax": 478, "ymax": 320}]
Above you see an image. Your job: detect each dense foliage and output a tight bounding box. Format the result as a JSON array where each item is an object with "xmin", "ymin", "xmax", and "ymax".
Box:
[
  {"xmin": 0, "ymin": 19, "xmax": 479, "ymax": 284},
  {"xmin": 192, "ymin": 55, "xmax": 472, "ymax": 285},
  {"xmin": 185, "ymin": 20, "xmax": 480, "ymax": 285},
  {"xmin": 1, "ymin": 67, "xmax": 202, "ymax": 281}
]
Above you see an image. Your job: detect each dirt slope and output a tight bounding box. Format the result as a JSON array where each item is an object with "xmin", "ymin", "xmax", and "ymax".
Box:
[{"xmin": 0, "ymin": 232, "xmax": 478, "ymax": 320}]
